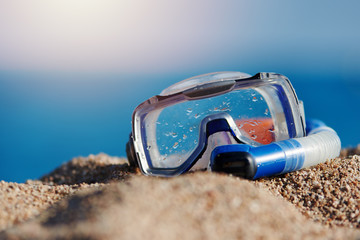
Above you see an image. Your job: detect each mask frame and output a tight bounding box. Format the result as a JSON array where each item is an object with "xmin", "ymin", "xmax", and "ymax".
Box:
[{"xmin": 127, "ymin": 72, "xmax": 306, "ymax": 177}]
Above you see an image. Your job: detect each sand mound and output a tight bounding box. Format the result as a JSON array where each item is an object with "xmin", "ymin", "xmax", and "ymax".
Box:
[
  {"xmin": 257, "ymin": 156, "xmax": 360, "ymax": 228},
  {"xmin": 40, "ymin": 153, "xmax": 131, "ymax": 185},
  {"xmin": 0, "ymin": 180, "xmax": 103, "ymax": 232},
  {"xmin": 1, "ymin": 150, "xmax": 360, "ymax": 239}
]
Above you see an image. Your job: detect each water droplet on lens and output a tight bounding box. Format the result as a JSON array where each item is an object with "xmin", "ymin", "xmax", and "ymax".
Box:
[
  {"xmin": 187, "ymin": 108, "xmax": 193, "ymax": 113},
  {"xmin": 264, "ymin": 109, "xmax": 269, "ymax": 115},
  {"xmin": 189, "ymin": 127, "xmax": 193, "ymax": 132},
  {"xmin": 171, "ymin": 132, "xmax": 178, "ymax": 138},
  {"xmin": 252, "ymin": 97, "xmax": 258, "ymax": 102},
  {"xmin": 173, "ymin": 142, "xmax": 179, "ymax": 149},
  {"xmin": 251, "ymin": 134, "xmax": 257, "ymax": 139},
  {"xmin": 147, "ymin": 145, "xmax": 151, "ymax": 150},
  {"xmin": 194, "ymin": 140, "xmax": 197, "ymax": 144},
  {"xmin": 183, "ymin": 134, "xmax": 187, "ymax": 140},
  {"xmin": 194, "ymin": 113, "xmax": 201, "ymax": 119}
]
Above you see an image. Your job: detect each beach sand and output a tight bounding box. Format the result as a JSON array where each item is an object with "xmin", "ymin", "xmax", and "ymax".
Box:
[{"xmin": 1, "ymin": 149, "xmax": 360, "ymax": 239}]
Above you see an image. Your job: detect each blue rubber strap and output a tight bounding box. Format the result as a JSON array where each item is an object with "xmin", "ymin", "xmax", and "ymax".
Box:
[{"xmin": 306, "ymin": 119, "xmax": 326, "ymax": 134}]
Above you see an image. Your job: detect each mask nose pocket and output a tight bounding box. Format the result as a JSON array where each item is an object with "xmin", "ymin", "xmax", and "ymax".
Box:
[{"xmin": 190, "ymin": 131, "xmax": 239, "ymax": 171}]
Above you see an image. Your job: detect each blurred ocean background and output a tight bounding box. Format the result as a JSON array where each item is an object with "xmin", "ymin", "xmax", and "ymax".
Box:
[{"xmin": 1, "ymin": 1, "xmax": 359, "ymax": 182}]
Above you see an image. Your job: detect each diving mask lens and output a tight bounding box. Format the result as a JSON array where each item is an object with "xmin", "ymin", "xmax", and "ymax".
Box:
[{"xmin": 144, "ymin": 88, "xmax": 278, "ymax": 169}]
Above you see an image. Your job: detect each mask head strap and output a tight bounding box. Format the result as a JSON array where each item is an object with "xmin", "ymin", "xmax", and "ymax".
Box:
[{"xmin": 126, "ymin": 134, "xmax": 138, "ymax": 169}]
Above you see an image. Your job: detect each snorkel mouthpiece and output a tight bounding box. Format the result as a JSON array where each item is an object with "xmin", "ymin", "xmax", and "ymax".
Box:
[{"xmin": 210, "ymin": 119, "xmax": 341, "ymax": 179}]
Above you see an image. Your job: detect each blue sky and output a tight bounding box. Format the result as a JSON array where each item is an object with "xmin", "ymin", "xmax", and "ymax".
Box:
[{"xmin": 0, "ymin": 1, "xmax": 359, "ymax": 76}]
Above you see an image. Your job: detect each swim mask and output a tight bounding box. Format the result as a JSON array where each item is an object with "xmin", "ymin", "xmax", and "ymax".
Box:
[{"xmin": 126, "ymin": 72, "xmax": 340, "ymax": 179}]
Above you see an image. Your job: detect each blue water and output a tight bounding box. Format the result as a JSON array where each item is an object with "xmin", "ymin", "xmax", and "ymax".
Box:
[{"xmin": 1, "ymin": 71, "xmax": 359, "ymax": 182}]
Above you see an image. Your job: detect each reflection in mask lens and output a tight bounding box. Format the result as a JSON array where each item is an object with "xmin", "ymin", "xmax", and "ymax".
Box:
[{"xmin": 145, "ymin": 88, "xmax": 275, "ymax": 168}]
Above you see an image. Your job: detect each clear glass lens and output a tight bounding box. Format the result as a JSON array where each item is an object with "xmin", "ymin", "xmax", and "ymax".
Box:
[{"xmin": 143, "ymin": 86, "xmax": 288, "ymax": 169}]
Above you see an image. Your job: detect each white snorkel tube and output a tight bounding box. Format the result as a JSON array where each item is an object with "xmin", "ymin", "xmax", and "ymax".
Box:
[{"xmin": 210, "ymin": 119, "xmax": 341, "ymax": 179}]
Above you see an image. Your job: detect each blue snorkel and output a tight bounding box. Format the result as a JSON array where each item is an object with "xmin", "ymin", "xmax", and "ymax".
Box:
[{"xmin": 210, "ymin": 119, "xmax": 341, "ymax": 179}]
